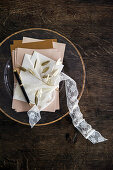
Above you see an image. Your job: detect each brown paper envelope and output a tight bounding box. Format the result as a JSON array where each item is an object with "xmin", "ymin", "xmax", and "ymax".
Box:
[
  {"xmin": 12, "ymin": 48, "xmax": 62, "ymax": 112},
  {"xmin": 11, "ymin": 39, "xmax": 57, "ymax": 55},
  {"xmin": 10, "ymin": 39, "xmax": 54, "ymax": 53}
]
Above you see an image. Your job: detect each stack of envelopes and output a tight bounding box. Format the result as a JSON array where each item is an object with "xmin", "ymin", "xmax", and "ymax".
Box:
[{"xmin": 11, "ymin": 37, "xmax": 66, "ymax": 112}]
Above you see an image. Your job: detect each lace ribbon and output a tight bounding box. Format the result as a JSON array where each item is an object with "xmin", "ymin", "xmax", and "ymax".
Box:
[
  {"xmin": 60, "ymin": 72, "xmax": 107, "ymax": 144},
  {"xmin": 27, "ymin": 72, "xmax": 107, "ymax": 144}
]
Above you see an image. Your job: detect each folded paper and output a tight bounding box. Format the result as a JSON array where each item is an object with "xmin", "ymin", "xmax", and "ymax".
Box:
[{"xmin": 13, "ymin": 51, "xmax": 64, "ymax": 111}]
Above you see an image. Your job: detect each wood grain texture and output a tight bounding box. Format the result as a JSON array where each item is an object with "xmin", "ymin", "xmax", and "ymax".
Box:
[{"xmin": 0, "ymin": 0, "xmax": 113, "ymax": 170}]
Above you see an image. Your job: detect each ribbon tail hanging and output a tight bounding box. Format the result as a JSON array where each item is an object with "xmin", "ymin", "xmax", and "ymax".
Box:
[{"xmin": 60, "ymin": 72, "xmax": 107, "ymax": 144}]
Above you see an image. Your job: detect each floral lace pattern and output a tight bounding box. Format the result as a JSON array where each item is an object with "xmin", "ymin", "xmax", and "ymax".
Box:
[
  {"xmin": 27, "ymin": 105, "xmax": 41, "ymax": 128},
  {"xmin": 60, "ymin": 72, "xmax": 107, "ymax": 144}
]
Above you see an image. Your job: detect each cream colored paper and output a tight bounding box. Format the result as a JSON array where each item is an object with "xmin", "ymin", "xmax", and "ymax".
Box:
[{"xmin": 13, "ymin": 51, "xmax": 63, "ymax": 111}]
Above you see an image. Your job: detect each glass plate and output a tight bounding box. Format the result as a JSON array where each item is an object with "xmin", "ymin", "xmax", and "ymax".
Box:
[{"xmin": 0, "ymin": 28, "xmax": 85, "ymax": 126}]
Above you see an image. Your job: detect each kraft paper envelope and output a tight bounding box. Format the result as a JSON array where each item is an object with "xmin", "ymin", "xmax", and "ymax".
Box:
[{"xmin": 10, "ymin": 39, "xmax": 54, "ymax": 53}]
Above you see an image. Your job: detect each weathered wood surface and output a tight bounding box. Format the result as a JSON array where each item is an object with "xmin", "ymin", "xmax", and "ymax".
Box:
[{"xmin": 0, "ymin": 0, "xmax": 113, "ymax": 169}]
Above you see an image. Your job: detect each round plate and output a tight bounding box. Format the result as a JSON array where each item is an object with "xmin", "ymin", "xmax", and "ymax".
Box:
[{"xmin": 0, "ymin": 28, "xmax": 85, "ymax": 126}]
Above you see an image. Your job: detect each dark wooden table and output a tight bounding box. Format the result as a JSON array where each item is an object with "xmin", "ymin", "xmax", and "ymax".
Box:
[{"xmin": 0, "ymin": 1, "xmax": 113, "ymax": 170}]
